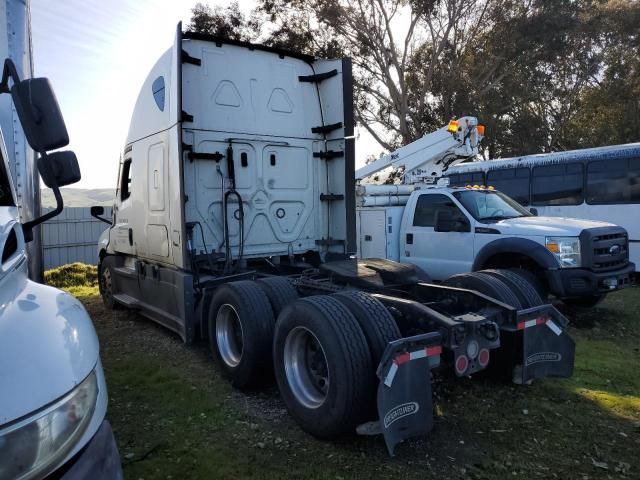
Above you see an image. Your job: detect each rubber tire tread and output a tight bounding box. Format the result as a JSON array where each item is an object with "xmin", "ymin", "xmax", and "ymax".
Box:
[
  {"xmin": 473, "ymin": 272, "xmax": 523, "ymax": 309},
  {"xmin": 508, "ymin": 268, "xmax": 548, "ymax": 300},
  {"xmin": 273, "ymin": 295, "xmax": 373, "ymax": 439},
  {"xmin": 209, "ymin": 280, "xmax": 276, "ymax": 389},
  {"xmin": 443, "ymin": 272, "xmax": 522, "ymax": 309},
  {"xmin": 332, "ymin": 291, "xmax": 401, "ymax": 366},
  {"xmin": 256, "ymin": 277, "xmax": 299, "ymax": 317},
  {"xmin": 99, "ymin": 256, "xmax": 121, "ymax": 310},
  {"xmin": 482, "ymin": 269, "xmax": 544, "ymax": 308}
]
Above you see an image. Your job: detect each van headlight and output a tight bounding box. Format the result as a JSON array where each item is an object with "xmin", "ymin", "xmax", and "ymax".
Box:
[
  {"xmin": 546, "ymin": 236, "xmax": 581, "ymax": 268},
  {"xmin": 0, "ymin": 371, "xmax": 98, "ymax": 480}
]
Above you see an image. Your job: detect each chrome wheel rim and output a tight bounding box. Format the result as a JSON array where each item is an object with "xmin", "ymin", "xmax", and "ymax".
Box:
[
  {"xmin": 283, "ymin": 326, "xmax": 329, "ymax": 409},
  {"xmin": 216, "ymin": 304, "xmax": 244, "ymax": 368}
]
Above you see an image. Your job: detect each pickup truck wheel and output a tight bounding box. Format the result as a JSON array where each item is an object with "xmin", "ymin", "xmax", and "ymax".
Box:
[
  {"xmin": 99, "ymin": 257, "xmax": 121, "ymax": 310},
  {"xmin": 482, "ymin": 269, "xmax": 544, "ymax": 308},
  {"xmin": 443, "ymin": 272, "xmax": 523, "ymax": 309},
  {"xmin": 256, "ymin": 277, "xmax": 299, "ymax": 317},
  {"xmin": 332, "ymin": 291, "xmax": 400, "ymax": 365},
  {"xmin": 562, "ymin": 294, "xmax": 606, "ymax": 308},
  {"xmin": 209, "ymin": 281, "xmax": 276, "ymax": 389},
  {"xmin": 274, "ymin": 295, "xmax": 373, "ymax": 438}
]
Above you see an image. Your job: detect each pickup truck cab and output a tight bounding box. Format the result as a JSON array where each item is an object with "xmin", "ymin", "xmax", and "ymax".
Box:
[
  {"xmin": 360, "ymin": 185, "xmax": 635, "ymax": 306},
  {"xmin": 0, "ymin": 60, "xmax": 122, "ymax": 478}
]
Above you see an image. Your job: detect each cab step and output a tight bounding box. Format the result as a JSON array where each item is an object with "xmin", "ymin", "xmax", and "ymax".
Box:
[{"xmin": 112, "ymin": 293, "xmax": 141, "ymax": 309}]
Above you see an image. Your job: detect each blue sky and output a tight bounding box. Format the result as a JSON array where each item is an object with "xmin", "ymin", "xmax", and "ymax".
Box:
[{"xmin": 31, "ymin": 0, "xmax": 377, "ymax": 189}]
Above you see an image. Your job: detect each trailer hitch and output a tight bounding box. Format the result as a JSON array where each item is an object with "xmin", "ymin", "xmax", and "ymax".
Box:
[{"xmin": 362, "ymin": 332, "xmax": 441, "ymax": 455}]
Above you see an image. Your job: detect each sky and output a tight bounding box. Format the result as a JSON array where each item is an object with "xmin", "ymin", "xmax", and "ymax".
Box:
[{"xmin": 31, "ymin": 0, "xmax": 380, "ymax": 189}]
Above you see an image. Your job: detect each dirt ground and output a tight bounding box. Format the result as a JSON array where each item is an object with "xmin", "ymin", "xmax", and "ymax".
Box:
[{"xmin": 76, "ymin": 287, "xmax": 640, "ymax": 479}]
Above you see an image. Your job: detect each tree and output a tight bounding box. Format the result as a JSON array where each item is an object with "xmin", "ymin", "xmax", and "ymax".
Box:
[
  {"xmin": 186, "ymin": 0, "xmax": 640, "ymax": 161},
  {"xmin": 186, "ymin": 2, "xmax": 260, "ymax": 42}
]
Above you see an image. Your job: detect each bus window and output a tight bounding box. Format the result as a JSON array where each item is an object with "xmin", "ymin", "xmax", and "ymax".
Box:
[
  {"xmin": 486, "ymin": 167, "xmax": 530, "ymax": 205},
  {"xmin": 587, "ymin": 158, "xmax": 640, "ymax": 204},
  {"xmin": 532, "ymin": 163, "xmax": 583, "ymax": 206},
  {"xmin": 447, "ymin": 171, "xmax": 485, "ymax": 187},
  {"xmin": 630, "ymin": 158, "xmax": 640, "ymax": 203}
]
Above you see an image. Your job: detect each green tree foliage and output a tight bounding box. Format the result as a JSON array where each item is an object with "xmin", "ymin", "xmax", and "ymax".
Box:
[{"xmin": 186, "ymin": 0, "xmax": 640, "ymax": 160}]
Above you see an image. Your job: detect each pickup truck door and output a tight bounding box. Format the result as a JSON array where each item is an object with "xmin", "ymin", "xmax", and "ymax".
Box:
[{"xmin": 400, "ymin": 193, "xmax": 475, "ymax": 280}]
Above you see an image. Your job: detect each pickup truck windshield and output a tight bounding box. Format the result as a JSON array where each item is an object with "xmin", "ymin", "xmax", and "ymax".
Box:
[
  {"xmin": 453, "ymin": 190, "xmax": 531, "ymax": 222},
  {"xmin": 0, "ymin": 155, "xmax": 14, "ymax": 206}
]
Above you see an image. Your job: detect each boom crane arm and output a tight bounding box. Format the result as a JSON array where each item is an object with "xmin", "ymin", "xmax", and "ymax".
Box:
[{"xmin": 355, "ymin": 116, "xmax": 484, "ymax": 184}]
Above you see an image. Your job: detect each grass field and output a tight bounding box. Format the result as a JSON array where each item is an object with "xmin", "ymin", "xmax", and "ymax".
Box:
[{"xmin": 60, "ymin": 270, "xmax": 639, "ymax": 479}]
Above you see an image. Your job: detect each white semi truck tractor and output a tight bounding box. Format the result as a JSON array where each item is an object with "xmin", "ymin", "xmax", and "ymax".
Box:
[
  {"xmin": 94, "ymin": 25, "xmax": 576, "ymax": 455},
  {"xmin": 0, "ymin": 1, "xmax": 122, "ymax": 478}
]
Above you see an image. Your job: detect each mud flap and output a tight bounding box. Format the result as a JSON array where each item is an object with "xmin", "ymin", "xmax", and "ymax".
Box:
[
  {"xmin": 375, "ymin": 332, "xmax": 441, "ymax": 456},
  {"xmin": 507, "ymin": 305, "xmax": 575, "ymax": 384}
]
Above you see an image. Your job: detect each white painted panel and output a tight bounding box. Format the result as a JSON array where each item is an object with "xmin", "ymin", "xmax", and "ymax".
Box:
[
  {"xmin": 358, "ymin": 209, "xmax": 386, "ymax": 259},
  {"xmin": 148, "ymin": 143, "xmax": 165, "ymax": 211},
  {"xmin": 145, "ymin": 224, "xmax": 169, "ymax": 257}
]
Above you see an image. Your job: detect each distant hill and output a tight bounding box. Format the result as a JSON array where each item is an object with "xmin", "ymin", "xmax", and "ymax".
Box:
[{"xmin": 41, "ymin": 188, "xmax": 114, "ymax": 208}]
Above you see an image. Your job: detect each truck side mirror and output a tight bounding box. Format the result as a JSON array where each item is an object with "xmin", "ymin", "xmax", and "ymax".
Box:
[
  {"xmin": 434, "ymin": 210, "xmax": 454, "ymax": 232},
  {"xmin": 91, "ymin": 205, "xmax": 112, "ymax": 225},
  {"xmin": 37, "ymin": 151, "xmax": 80, "ymax": 188},
  {"xmin": 529, "ymin": 207, "xmax": 538, "ymax": 216},
  {"xmin": 21, "ymin": 151, "xmax": 80, "ymax": 242},
  {"xmin": 10, "ymin": 77, "xmax": 69, "ymax": 152}
]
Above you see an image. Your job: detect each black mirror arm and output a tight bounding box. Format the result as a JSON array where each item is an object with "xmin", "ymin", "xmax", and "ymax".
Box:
[
  {"xmin": 22, "ymin": 183, "xmax": 63, "ymax": 242},
  {"xmin": 91, "ymin": 211, "xmax": 112, "ymax": 225},
  {"xmin": 0, "ymin": 59, "xmax": 20, "ymax": 94}
]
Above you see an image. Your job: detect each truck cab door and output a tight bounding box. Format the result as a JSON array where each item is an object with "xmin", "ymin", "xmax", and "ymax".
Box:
[
  {"xmin": 400, "ymin": 193, "xmax": 474, "ymax": 280},
  {"xmin": 112, "ymin": 155, "xmax": 136, "ymax": 255}
]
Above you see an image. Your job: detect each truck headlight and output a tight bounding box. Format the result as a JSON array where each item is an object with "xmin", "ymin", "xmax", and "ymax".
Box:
[
  {"xmin": 546, "ymin": 236, "xmax": 581, "ymax": 268},
  {"xmin": 0, "ymin": 371, "xmax": 98, "ymax": 480}
]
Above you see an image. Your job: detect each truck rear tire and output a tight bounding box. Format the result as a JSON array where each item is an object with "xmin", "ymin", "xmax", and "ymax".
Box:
[
  {"xmin": 332, "ymin": 291, "xmax": 401, "ymax": 365},
  {"xmin": 273, "ymin": 295, "xmax": 373, "ymax": 438},
  {"xmin": 443, "ymin": 272, "xmax": 523, "ymax": 309},
  {"xmin": 99, "ymin": 257, "xmax": 121, "ymax": 311},
  {"xmin": 482, "ymin": 269, "xmax": 544, "ymax": 308},
  {"xmin": 256, "ymin": 277, "xmax": 299, "ymax": 317},
  {"xmin": 208, "ymin": 280, "xmax": 276, "ymax": 389}
]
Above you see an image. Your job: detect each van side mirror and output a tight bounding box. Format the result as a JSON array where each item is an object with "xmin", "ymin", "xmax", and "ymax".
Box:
[
  {"xmin": 21, "ymin": 151, "xmax": 81, "ymax": 242},
  {"xmin": 10, "ymin": 78, "xmax": 69, "ymax": 152},
  {"xmin": 91, "ymin": 205, "xmax": 112, "ymax": 225},
  {"xmin": 529, "ymin": 207, "xmax": 538, "ymax": 216},
  {"xmin": 37, "ymin": 151, "xmax": 80, "ymax": 188},
  {"xmin": 0, "ymin": 59, "xmax": 79, "ymax": 242},
  {"xmin": 1, "ymin": 59, "xmax": 69, "ymax": 152}
]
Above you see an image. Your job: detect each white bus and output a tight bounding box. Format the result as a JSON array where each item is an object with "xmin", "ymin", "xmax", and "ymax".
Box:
[{"xmin": 444, "ymin": 143, "xmax": 640, "ymax": 269}]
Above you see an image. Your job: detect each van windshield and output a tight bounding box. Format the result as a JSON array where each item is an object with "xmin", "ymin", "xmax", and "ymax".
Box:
[
  {"xmin": 0, "ymin": 156, "xmax": 14, "ymax": 207},
  {"xmin": 453, "ymin": 189, "xmax": 531, "ymax": 222}
]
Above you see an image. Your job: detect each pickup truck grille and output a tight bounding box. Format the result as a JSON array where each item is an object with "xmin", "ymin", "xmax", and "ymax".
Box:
[{"xmin": 590, "ymin": 232, "xmax": 628, "ymax": 272}]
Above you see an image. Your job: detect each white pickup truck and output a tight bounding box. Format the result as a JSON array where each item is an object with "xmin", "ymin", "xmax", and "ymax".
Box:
[{"xmin": 358, "ymin": 184, "xmax": 635, "ymax": 306}]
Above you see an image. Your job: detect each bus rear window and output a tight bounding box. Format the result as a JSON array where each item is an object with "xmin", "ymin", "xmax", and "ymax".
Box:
[{"xmin": 587, "ymin": 158, "xmax": 640, "ymax": 204}]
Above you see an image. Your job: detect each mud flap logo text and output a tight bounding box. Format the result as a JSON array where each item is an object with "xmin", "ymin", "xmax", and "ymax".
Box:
[
  {"xmin": 383, "ymin": 402, "xmax": 419, "ymax": 429},
  {"xmin": 526, "ymin": 352, "xmax": 562, "ymax": 365}
]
